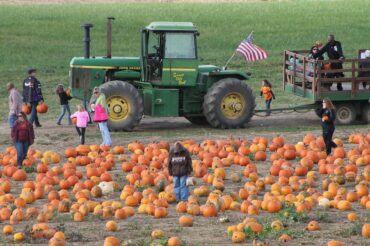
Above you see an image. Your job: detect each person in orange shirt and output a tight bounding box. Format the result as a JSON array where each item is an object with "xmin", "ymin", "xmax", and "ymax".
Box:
[{"xmin": 260, "ymin": 80, "xmax": 276, "ymax": 116}]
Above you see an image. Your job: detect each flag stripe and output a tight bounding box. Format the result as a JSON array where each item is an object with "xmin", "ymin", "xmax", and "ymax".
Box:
[{"xmin": 235, "ymin": 34, "xmax": 268, "ymax": 62}]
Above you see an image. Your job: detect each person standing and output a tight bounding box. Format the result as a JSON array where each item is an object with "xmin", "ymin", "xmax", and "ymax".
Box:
[
  {"xmin": 11, "ymin": 112, "xmax": 35, "ymax": 169},
  {"xmin": 314, "ymin": 34, "xmax": 345, "ymax": 91},
  {"xmin": 168, "ymin": 142, "xmax": 193, "ymax": 202},
  {"xmin": 56, "ymin": 84, "xmax": 72, "ymax": 125},
  {"xmin": 359, "ymin": 50, "xmax": 370, "ymax": 89},
  {"xmin": 7, "ymin": 83, "xmax": 23, "ymax": 128},
  {"xmin": 22, "ymin": 68, "xmax": 43, "ymax": 127},
  {"xmin": 319, "ymin": 99, "xmax": 337, "ymax": 155},
  {"xmin": 71, "ymin": 105, "xmax": 90, "ymax": 145},
  {"xmin": 91, "ymin": 87, "xmax": 112, "ymax": 146},
  {"xmin": 260, "ymin": 80, "xmax": 276, "ymax": 116}
]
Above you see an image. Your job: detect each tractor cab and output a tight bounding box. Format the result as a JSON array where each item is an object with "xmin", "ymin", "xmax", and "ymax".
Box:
[{"xmin": 141, "ymin": 22, "xmax": 199, "ymax": 86}]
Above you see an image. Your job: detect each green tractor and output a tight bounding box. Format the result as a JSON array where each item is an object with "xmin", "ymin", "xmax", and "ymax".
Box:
[{"xmin": 69, "ymin": 18, "xmax": 255, "ymax": 131}]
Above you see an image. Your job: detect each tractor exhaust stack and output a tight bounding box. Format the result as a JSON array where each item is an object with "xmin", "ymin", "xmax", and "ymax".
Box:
[
  {"xmin": 81, "ymin": 23, "xmax": 93, "ymax": 59},
  {"xmin": 106, "ymin": 17, "xmax": 115, "ymax": 58}
]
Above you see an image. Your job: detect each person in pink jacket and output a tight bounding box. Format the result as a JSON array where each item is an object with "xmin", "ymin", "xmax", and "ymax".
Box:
[{"xmin": 70, "ymin": 105, "xmax": 90, "ymax": 145}]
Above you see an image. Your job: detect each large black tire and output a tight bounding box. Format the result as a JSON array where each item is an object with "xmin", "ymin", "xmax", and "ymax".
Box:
[
  {"xmin": 203, "ymin": 78, "xmax": 255, "ymax": 129},
  {"xmin": 99, "ymin": 81, "xmax": 143, "ymax": 131},
  {"xmin": 335, "ymin": 103, "xmax": 356, "ymax": 125},
  {"xmin": 185, "ymin": 116, "xmax": 209, "ymax": 125},
  {"xmin": 361, "ymin": 103, "xmax": 370, "ymax": 124}
]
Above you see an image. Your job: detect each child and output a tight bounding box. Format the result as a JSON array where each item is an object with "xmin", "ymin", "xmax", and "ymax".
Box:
[
  {"xmin": 260, "ymin": 80, "xmax": 276, "ymax": 116},
  {"xmin": 168, "ymin": 142, "xmax": 193, "ymax": 202},
  {"xmin": 318, "ymin": 99, "xmax": 337, "ymax": 155},
  {"xmin": 56, "ymin": 84, "xmax": 72, "ymax": 125},
  {"xmin": 70, "ymin": 105, "xmax": 90, "ymax": 145}
]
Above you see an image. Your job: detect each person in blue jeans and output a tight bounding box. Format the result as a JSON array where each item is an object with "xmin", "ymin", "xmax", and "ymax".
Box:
[
  {"xmin": 56, "ymin": 84, "xmax": 72, "ymax": 125},
  {"xmin": 168, "ymin": 142, "xmax": 193, "ymax": 202},
  {"xmin": 11, "ymin": 112, "xmax": 35, "ymax": 169},
  {"xmin": 22, "ymin": 69, "xmax": 43, "ymax": 127},
  {"xmin": 91, "ymin": 87, "xmax": 112, "ymax": 146}
]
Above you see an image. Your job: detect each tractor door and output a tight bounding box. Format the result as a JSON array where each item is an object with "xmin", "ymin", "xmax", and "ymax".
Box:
[
  {"xmin": 161, "ymin": 32, "xmax": 198, "ymax": 86},
  {"xmin": 142, "ymin": 30, "xmax": 165, "ymax": 82}
]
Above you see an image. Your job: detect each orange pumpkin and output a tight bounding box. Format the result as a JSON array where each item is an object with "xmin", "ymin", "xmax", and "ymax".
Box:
[
  {"xmin": 363, "ymin": 223, "xmax": 370, "ymax": 238},
  {"xmin": 179, "ymin": 215, "xmax": 193, "ymax": 227},
  {"xmin": 22, "ymin": 103, "xmax": 31, "ymax": 115},
  {"xmin": 36, "ymin": 102, "xmax": 48, "ymax": 113}
]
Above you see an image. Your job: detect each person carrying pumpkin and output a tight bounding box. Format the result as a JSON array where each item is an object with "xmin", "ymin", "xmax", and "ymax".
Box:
[
  {"xmin": 22, "ymin": 68, "xmax": 43, "ymax": 127},
  {"xmin": 11, "ymin": 112, "xmax": 35, "ymax": 169},
  {"xmin": 260, "ymin": 80, "xmax": 276, "ymax": 116},
  {"xmin": 168, "ymin": 142, "xmax": 193, "ymax": 202},
  {"xmin": 56, "ymin": 84, "xmax": 72, "ymax": 125},
  {"xmin": 70, "ymin": 105, "xmax": 90, "ymax": 145},
  {"xmin": 318, "ymin": 98, "xmax": 337, "ymax": 155}
]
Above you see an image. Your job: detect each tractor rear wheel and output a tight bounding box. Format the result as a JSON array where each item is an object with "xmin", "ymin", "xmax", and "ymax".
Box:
[
  {"xmin": 203, "ymin": 78, "xmax": 255, "ymax": 129},
  {"xmin": 100, "ymin": 81, "xmax": 143, "ymax": 131},
  {"xmin": 361, "ymin": 103, "xmax": 370, "ymax": 124},
  {"xmin": 185, "ymin": 116, "xmax": 209, "ymax": 125},
  {"xmin": 335, "ymin": 103, "xmax": 356, "ymax": 125}
]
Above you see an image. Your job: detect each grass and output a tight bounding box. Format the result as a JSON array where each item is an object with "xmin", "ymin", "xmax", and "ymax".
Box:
[{"xmin": 0, "ymin": 0, "xmax": 369, "ymax": 122}]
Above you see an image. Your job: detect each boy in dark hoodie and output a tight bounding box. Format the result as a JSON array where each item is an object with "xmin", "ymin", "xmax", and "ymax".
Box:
[{"xmin": 168, "ymin": 142, "xmax": 193, "ymax": 202}]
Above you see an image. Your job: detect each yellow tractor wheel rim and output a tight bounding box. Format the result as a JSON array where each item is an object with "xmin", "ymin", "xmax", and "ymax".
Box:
[
  {"xmin": 107, "ymin": 96, "xmax": 130, "ymax": 121},
  {"xmin": 220, "ymin": 92, "xmax": 245, "ymax": 119}
]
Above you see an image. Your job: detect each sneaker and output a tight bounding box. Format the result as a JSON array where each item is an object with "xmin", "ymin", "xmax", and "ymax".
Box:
[
  {"xmin": 17, "ymin": 165, "xmax": 22, "ymax": 169},
  {"xmin": 57, "ymin": 122, "xmax": 61, "ymax": 125},
  {"xmin": 35, "ymin": 124, "xmax": 42, "ymax": 127}
]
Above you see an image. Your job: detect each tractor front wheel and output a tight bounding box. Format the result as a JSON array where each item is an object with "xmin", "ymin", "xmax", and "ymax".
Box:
[
  {"xmin": 100, "ymin": 81, "xmax": 143, "ymax": 131},
  {"xmin": 203, "ymin": 78, "xmax": 255, "ymax": 129}
]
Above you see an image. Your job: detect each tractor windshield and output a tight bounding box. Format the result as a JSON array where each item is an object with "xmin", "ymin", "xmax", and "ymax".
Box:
[{"xmin": 164, "ymin": 33, "xmax": 196, "ymax": 59}]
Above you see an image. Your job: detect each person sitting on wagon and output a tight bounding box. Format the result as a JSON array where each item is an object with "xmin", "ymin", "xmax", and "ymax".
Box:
[
  {"xmin": 314, "ymin": 34, "xmax": 345, "ymax": 91},
  {"xmin": 358, "ymin": 50, "xmax": 370, "ymax": 90},
  {"xmin": 308, "ymin": 44, "xmax": 324, "ymax": 78}
]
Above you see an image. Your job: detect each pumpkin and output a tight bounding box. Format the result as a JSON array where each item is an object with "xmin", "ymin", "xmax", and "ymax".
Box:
[
  {"xmin": 266, "ymin": 200, "xmax": 281, "ymax": 213},
  {"xmin": 12, "ymin": 170, "xmax": 27, "ymax": 181},
  {"xmin": 13, "ymin": 232, "xmax": 25, "ymax": 242},
  {"xmin": 91, "ymin": 186, "xmax": 103, "ymax": 198},
  {"xmin": 271, "ymin": 220, "xmax": 283, "ymax": 231},
  {"xmin": 327, "ymin": 240, "xmax": 344, "ymax": 246},
  {"xmin": 3, "ymin": 225, "xmax": 13, "ymax": 235},
  {"xmin": 202, "ymin": 204, "xmax": 218, "ymax": 217},
  {"xmin": 22, "ymin": 103, "xmax": 31, "ymax": 115},
  {"xmin": 362, "ymin": 223, "xmax": 370, "ymax": 238},
  {"xmin": 103, "ymin": 236, "xmax": 120, "ymax": 246},
  {"xmin": 151, "ymin": 229, "xmax": 165, "ymax": 239},
  {"xmin": 36, "ymin": 102, "xmax": 48, "ymax": 113},
  {"xmin": 347, "ymin": 212, "xmax": 358, "ymax": 221},
  {"xmin": 337, "ymin": 200, "xmax": 352, "ymax": 211},
  {"xmin": 231, "ymin": 231, "xmax": 245, "ymax": 243},
  {"xmin": 179, "ymin": 215, "xmax": 193, "ymax": 227},
  {"xmin": 279, "ymin": 234, "xmax": 292, "ymax": 242},
  {"xmin": 98, "ymin": 182, "xmax": 114, "ymax": 196},
  {"xmin": 106, "ymin": 220, "xmax": 118, "ymax": 231},
  {"xmin": 167, "ymin": 237, "xmax": 181, "ymax": 246},
  {"xmin": 307, "ymin": 220, "xmax": 320, "ymax": 231},
  {"xmin": 154, "ymin": 207, "xmax": 168, "ymax": 218}
]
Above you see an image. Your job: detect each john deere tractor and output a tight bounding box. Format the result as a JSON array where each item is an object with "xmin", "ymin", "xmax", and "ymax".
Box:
[{"xmin": 69, "ymin": 18, "xmax": 255, "ymax": 131}]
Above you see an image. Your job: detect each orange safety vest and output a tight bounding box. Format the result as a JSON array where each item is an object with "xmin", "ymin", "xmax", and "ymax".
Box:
[{"xmin": 261, "ymin": 86, "xmax": 273, "ymax": 100}]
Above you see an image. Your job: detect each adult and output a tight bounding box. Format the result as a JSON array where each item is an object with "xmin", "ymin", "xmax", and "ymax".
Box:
[
  {"xmin": 22, "ymin": 68, "xmax": 43, "ymax": 127},
  {"xmin": 318, "ymin": 99, "xmax": 337, "ymax": 155},
  {"xmin": 168, "ymin": 142, "xmax": 193, "ymax": 202},
  {"xmin": 91, "ymin": 87, "xmax": 112, "ymax": 146},
  {"xmin": 7, "ymin": 83, "xmax": 22, "ymax": 128},
  {"xmin": 11, "ymin": 112, "xmax": 35, "ymax": 169},
  {"xmin": 314, "ymin": 34, "xmax": 345, "ymax": 91},
  {"xmin": 358, "ymin": 50, "xmax": 370, "ymax": 89}
]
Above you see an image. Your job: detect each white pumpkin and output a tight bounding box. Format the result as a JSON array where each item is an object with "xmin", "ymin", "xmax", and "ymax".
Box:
[
  {"xmin": 98, "ymin": 181, "xmax": 114, "ymax": 196},
  {"xmin": 318, "ymin": 197, "xmax": 330, "ymax": 209}
]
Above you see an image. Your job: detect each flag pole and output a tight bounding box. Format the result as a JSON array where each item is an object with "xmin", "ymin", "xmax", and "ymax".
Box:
[{"xmin": 223, "ymin": 31, "xmax": 254, "ymax": 70}]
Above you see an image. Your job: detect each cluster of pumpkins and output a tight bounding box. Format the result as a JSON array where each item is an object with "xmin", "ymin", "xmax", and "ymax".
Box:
[{"xmin": 0, "ymin": 132, "xmax": 369, "ymax": 245}]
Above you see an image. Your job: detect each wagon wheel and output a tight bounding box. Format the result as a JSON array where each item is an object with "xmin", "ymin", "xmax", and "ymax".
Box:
[
  {"xmin": 361, "ymin": 103, "xmax": 370, "ymax": 124},
  {"xmin": 203, "ymin": 78, "xmax": 255, "ymax": 129},
  {"xmin": 335, "ymin": 103, "xmax": 356, "ymax": 125},
  {"xmin": 100, "ymin": 81, "xmax": 143, "ymax": 131}
]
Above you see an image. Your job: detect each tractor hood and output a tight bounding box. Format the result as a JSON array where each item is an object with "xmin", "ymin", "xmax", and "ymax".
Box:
[{"xmin": 70, "ymin": 56, "xmax": 141, "ymax": 71}]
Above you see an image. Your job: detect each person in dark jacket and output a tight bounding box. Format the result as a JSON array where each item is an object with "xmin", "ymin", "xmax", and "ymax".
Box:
[
  {"xmin": 56, "ymin": 84, "xmax": 72, "ymax": 125},
  {"xmin": 22, "ymin": 68, "xmax": 43, "ymax": 127},
  {"xmin": 168, "ymin": 142, "xmax": 193, "ymax": 202},
  {"xmin": 318, "ymin": 99, "xmax": 337, "ymax": 155},
  {"xmin": 358, "ymin": 50, "xmax": 370, "ymax": 89},
  {"xmin": 314, "ymin": 35, "xmax": 345, "ymax": 91},
  {"xmin": 11, "ymin": 112, "xmax": 35, "ymax": 169}
]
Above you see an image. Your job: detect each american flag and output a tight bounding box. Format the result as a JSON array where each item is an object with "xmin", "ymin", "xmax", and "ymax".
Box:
[{"xmin": 236, "ymin": 34, "xmax": 268, "ymax": 61}]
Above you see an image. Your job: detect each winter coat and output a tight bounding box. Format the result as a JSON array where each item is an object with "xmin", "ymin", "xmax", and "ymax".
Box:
[
  {"xmin": 22, "ymin": 76, "xmax": 43, "ymax": 103},
  {"xmin": 319, "ymin": 108, "xmax": 336, "ymax": 132},
  {"xmin": 168, "ymin": 144, "xmax": 192, "ymax": 177},
  {"xmin": 315, "ymin": 41, "xmax": 344, "ymax": 74},
  {"xmin": 11, "ymin": 120, "xmax": 35, "ymax": 144},
  {"xmin": 71, "ymin": 111, "xmax": 90, "ymax": 128},
  {"xmin": 58, "ymin": 91, "xmax": 72, "ymax": 105}
]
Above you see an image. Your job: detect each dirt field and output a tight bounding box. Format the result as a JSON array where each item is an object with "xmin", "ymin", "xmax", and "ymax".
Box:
[{"xmin": 0, "ymin": 112, "xmax": 369, "ymax": 246}]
